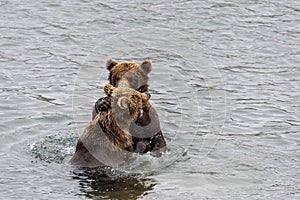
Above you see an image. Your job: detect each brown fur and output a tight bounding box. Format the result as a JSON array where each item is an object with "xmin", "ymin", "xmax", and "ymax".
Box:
[
  {"xmin": 70, "ymin": 84, "xmax": 151, "ymax": 167},
  {"xmin": 78, "ymin": 59, "xmax": 166, "ymax": 167},
  {"xmin": 103, "ymin": 59, "xmax": 166, "ymax": 155},
  {"xmin": 106, "ymin": 59, "xmax": 152, "ymax": 92},
  {"xmin": 101, "ymin": 84, "xmax": 150, "ymax": 150}
]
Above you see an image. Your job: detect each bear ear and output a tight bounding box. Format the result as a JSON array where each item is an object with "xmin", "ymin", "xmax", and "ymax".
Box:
[
  {"xmin": 105, "ymin": 58, "xmax": 118, "ymax": 71},
  {"xmin": 103, "ymin": 84, "xmax": 114, "ymax": 96},
  {"xmin": 140, "ymin": 60, "xmax": 152, "ymax": 74},
  {"xmin": 117, "ymin": 97, "xmax": 130, "ymax": 110}
]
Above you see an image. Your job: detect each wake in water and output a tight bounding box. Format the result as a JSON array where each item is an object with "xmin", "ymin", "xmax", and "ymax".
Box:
[
  {"xmin": 30, "ymin": 133, "xmax": 77, "ymax": 164},
  {"xmin": 29, "ymin": 130, "xmax": 188, "ymax": 199},
  {"xmin": 30, "ymin": 132, "xmax": 188, "ymax": 173}
]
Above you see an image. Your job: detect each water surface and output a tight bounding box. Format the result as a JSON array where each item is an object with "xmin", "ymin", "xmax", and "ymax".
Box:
[{"xmin": 0, "ymin": 0, "xmax": 299, "ymax": 199}]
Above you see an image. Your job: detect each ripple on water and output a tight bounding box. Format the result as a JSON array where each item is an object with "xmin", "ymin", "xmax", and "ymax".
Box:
[{"xmin": 1, "ymin": 0, "xmax": 300, "ymax": 199}]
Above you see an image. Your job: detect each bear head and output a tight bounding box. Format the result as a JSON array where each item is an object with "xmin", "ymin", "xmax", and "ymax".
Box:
[
  {"xmin": 105, "ymin": 59, "xmax": 152, "ymax": 93},
  {"xmin": 103, "ymin": 83, "xmax": 151, "ymax": 130}
]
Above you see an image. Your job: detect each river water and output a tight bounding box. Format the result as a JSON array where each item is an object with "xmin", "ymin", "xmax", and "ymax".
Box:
[{"xmin": 0, "ymin": 0, "xmax": 299, "ymax": 199}]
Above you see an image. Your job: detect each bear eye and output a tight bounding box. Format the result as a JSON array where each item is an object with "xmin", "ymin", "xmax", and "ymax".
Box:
[{"xmin": 137, "ymin": 85, "xmax": 148, "ymax": 93}]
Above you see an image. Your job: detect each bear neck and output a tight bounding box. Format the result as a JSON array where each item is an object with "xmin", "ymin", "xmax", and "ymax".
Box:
[{"xmin": 97, "ymin": 110, "xmax": 133, "ymax": 151}]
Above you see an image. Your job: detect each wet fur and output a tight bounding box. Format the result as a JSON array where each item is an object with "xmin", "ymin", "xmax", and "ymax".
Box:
[{"xmin": 70, "ymin": 85, "xmax": 151, "ymax": 167}]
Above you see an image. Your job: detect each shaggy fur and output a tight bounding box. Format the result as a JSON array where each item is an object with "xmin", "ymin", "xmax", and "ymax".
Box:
[
  {"xmin": 70, "ymin": 84, "xmax": 151, "ymax": 168},
  {"xmin": 101, "ymin": 83, "xmax": 150, "ymax": 150},
  {"xmin": 106, "ymin": 59, "xmax": 152, "ymax": 92},
  {"xmin": 91, "ymin": 58, "xmax": 167, "ymax": 156}
]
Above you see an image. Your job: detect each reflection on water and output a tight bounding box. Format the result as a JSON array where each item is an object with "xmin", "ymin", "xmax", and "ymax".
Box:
[{"xmin": 72, "ymin": 168, "xmax": 156, "ymax": 199}]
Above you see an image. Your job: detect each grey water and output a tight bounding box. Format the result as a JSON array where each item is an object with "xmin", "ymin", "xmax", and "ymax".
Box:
[{"xmin": 0, "ymin": 0, "xmax": 299, "ymax": 199}]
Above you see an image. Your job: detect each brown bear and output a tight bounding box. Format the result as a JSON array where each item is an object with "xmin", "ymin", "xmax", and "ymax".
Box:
[
  {"xmin": 70, "ymin": 84, "xmax": 151, "ymax": 168},
  {"xmin": 92, "ymin": 59, "xmax": 152, "ymax": 119},
  {"xmin": 92, "ymin": 59, "xmax": 166, "ymax": 156}
]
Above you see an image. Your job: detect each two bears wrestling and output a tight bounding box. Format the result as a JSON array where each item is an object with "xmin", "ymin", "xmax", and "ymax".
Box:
[{"xmin": 70, "ymin": 59, "xmax": 166, "ymax": 168}]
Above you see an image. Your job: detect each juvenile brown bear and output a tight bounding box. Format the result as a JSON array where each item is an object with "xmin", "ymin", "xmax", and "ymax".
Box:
[
  {"xmin": 93, "ymin": 59, "xmax": 166, "ymax": 156},
  {"xmin": 70, "ymin": 84, "xmax": 151, "ymax": 168}
]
